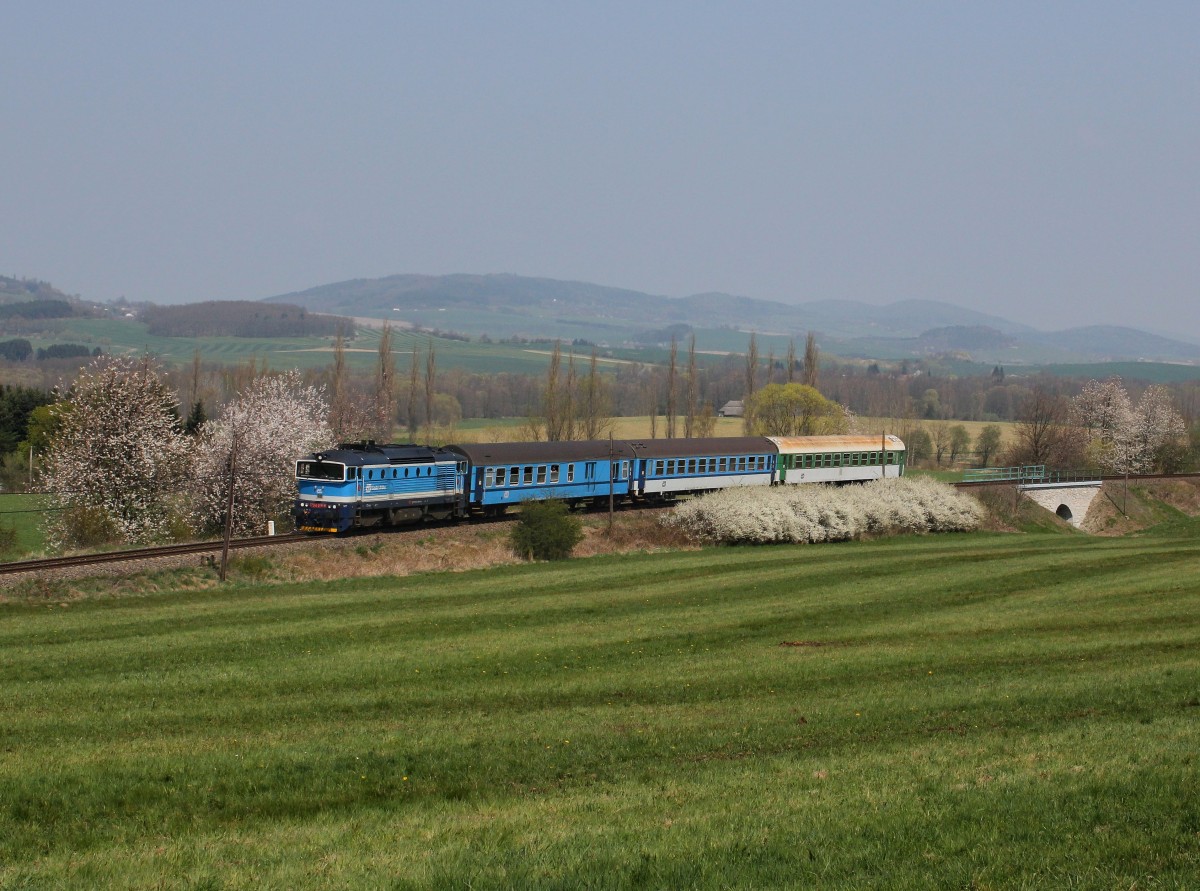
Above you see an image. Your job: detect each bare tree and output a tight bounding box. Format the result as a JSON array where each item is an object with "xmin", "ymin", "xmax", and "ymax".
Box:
[
  {"xmin": 1007, "ymin": 386, "xmax": 1081, "ymax": 467},
  {"xmin": 374, "ymin": 323, "xmax": 394, "ymax": 442},
  {"xmin": 743, "ymin": 333, "xmax": 759, "ymax": 433},
  {"xmin": 544, "ymin": 341, "xmax": 563, "ymax": 441},
  {"xmin": 666, "ymin": 336, "xmax": 678, "ymax": 439},
  {"xmin": 423, "ymin": 340, "xmax": 436, "ymax": 439},
  {"xmin": 644, "ymin": 375, "xmax": 658, "ymax": 439},
  {"xmin": 580, "ymin": 349, "xmax": 613, "ymax": 439},
  {"xmin": 786, "ymin": 338, "xmax": 797, "ymax": 384},
  {"xmin": 802, "ymin": 331, "xmax": 819, "ymax": 389},
  {"xmin": 564, "ymin": 350, "xmax": 577, "ymax": 440},
  {"xmin": 406, "ymin": 342, "xmax": 420, "ymax": 437},
  {"xmin": 684, "ymin": 334, "xmax": 697, "ymax": 438}
]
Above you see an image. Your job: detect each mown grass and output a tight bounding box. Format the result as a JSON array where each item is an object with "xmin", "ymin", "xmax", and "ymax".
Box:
[{"xmin": 1, "ymin": 527, "xmax": 1198, "ymax": 888}]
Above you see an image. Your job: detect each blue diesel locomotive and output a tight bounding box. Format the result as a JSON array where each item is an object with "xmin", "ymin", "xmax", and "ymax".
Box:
[{"xmin": 294, "ymin": 434, "xmax": 905, "ymax": 533}]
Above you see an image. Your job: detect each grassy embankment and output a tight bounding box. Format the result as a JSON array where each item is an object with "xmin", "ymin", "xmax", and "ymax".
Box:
[{"xmin": 1, "ymin": 520, "xmax": 1197, "ymax": 888}]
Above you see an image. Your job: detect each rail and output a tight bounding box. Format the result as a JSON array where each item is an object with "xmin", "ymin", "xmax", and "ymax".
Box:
[{"xmin": 0, "ymin": 533, "xmax": 308, "ymax": 577}]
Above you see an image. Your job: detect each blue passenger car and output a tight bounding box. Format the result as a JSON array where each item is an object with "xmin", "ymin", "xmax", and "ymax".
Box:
[
  {"xmin": 447, "ymin": 440, "xmax": 636, "ymax": 515},
  {"xmin": 628, "ymin": 436, "xmax": 776, "ymax": 500},
  {"xmin": 294, "ymin": 442, "xmax": 466, "ymax": 532}
]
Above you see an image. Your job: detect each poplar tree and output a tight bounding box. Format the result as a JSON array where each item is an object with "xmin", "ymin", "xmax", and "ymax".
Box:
[
  {"xmin": 802, "ymin": 331, "xmax": 820, "ymax": 389},
  {"xmin": 744, "ymin": 333, "xmax": 759, "ymax": 434},
  {"xmin": 374, "ymin": 322, "xmax": 394, "ymax": 442},
  {"xmin": 424, "ymin": 339, "xmax": 437, "ymax": 437},
  {"xmin": 666, "ymin": 336, "xmax": 678, "ymax": 439},
  {"xmin": 684, "ymin": 334, "xmax": 697, "ymax": 438},
  {"xmin": 407, "ymin": 342, "xmax": 420, "ymax": 437}
]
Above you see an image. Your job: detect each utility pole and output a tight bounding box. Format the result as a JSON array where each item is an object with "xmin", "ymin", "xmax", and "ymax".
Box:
[
  {"xmin": 608, "ymin": 434, "xmax": 615, "ymax": 535},
  {"xmin": 219, "ymin": 434, "xmax": 237, "ymax": 582}
]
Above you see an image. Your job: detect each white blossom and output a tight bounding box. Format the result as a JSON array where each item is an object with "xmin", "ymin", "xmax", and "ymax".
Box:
[
  {"xmin": 1073, "ymin": 378, "xmax": 1185, "ymax": 474},
  {"xmin": 40, "ymin": 356, "xmax": 190, "ymax": 550},
  {"xmin": 192, "ymin": 371, "xmax": 334, "ymax": 536},
  {"xmin": 662, "ymin": 478, "xmax": 985, "ymax": 545}
]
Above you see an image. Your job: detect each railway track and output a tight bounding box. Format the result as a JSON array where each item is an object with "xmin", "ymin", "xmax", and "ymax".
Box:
[{"xmin": 0, "ymin": 533, "xmax": 309, "ymax": 578}]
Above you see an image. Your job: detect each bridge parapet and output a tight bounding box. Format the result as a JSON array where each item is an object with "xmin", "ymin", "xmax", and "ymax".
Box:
[{"xmin": 962, "ymin": 466, "xmax": 1100, "ymax": 485}]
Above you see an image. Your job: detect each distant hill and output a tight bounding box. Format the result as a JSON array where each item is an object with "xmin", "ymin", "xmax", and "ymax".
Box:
[
  {"xmin": 1024, "ymin": 326, "xmax": 1200, "ymax": 363},
  {"xmin": 264, "ymin": 272, "xmax": 1200, "ymax": 364},
  {"xmin": 0, "ymin": 275, "xmax": 74, "ymax": 306},
  {"xmin": 266, "ymin": 274, "xmax": 1034, "ymax": 340}
]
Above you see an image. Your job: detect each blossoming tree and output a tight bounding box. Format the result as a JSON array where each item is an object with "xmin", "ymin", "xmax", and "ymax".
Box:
[
  {"xmin": 1073, "ymin": 378, "xmax": 1185, "ymax": 473},
  {"xmin": 192, "ymin": 371, "xmax": 334, "ymax": 536},
  {"xmin": 40, "ymin": 356, "xmax": 190, "ymax": 549}
]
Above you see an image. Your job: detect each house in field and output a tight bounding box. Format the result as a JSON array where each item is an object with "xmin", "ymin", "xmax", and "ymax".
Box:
[{"xmin": 717, "ymin": 400, "xmax": 744, "ymax": 418}]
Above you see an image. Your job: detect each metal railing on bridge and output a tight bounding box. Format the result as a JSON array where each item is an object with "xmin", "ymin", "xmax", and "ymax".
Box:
[{"xmin": 961, "ymin": 466, "xmax": 1101, "ymax": 485}]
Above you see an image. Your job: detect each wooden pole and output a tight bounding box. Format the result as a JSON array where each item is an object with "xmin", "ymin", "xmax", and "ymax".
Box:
[
  {"xmin": 219, "ymin": 434, "xmax": 237, "ymax": 582},
  {"xmin": 608, "ymin": 434, "xmax": 615, "ymax": 535}
]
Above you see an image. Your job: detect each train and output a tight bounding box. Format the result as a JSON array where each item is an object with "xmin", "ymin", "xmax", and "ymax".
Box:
[{"xmin": 294, "ymin": 434, "xmax": 906, "ymax": 533}]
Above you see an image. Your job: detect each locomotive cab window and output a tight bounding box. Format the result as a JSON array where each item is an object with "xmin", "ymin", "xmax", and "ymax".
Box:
[{"xmin": 297, "ymin": 461, "xmax": 345, "ymax": 481}]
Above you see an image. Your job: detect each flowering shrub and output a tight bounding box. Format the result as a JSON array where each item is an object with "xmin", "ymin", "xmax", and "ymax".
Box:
[{"xmin": 662, "ymin": 477, "xmax": 985, "ymax": 545}]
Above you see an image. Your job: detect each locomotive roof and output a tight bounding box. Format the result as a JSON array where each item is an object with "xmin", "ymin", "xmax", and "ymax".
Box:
[
  {"xmin": 766, "ymin": 434, "xmax": 906, "ymax": 453},
  {"xmin": 447, "ymin": 440, "xmax": 636, "ymax": 464},
  {"xmin": 624, "ymin": 436, "xmax": 775, "ymax": 458},
  {"xmin": 306, "ymin": 442, "xmax": 457, "ymax": 466}
]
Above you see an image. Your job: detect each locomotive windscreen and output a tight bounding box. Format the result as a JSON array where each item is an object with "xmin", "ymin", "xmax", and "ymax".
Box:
[{"xmin": 297, "ymin": 461, "xmax": 345, "ymax": 481}]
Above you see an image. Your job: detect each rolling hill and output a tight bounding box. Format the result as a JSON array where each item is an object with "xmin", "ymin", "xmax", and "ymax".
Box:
[{"xmin": 265, "ymin": 273, "xmax": 1200, "ymax": 364}]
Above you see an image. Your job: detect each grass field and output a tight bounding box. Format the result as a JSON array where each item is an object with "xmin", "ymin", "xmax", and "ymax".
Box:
[
  {"xmin": 0, "ymin": 493, "xmax": 48, "ymax": 558},
  {"xmin": 2, "ymin": 521, "xmax": 1198, "ymax": 888}
]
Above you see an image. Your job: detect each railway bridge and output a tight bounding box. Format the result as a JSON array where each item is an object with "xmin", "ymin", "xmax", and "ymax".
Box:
[{"xmin": 959, "ymin": 466, "xmax": 1104, "ymax": 527}]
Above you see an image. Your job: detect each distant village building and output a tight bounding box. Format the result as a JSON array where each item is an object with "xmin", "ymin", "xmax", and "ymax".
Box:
[{"xmin": 718, "ymin": 400, "xmax": 744, "ymax": 418}]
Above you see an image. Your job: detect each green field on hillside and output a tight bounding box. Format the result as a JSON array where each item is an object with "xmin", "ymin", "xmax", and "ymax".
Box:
[{"xmin": 2, "ymin": 524, "xmax": 1197, "ymax": 888}]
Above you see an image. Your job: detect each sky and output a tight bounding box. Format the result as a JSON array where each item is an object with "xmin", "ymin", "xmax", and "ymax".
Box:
[{"xmin": 3, "ymin": 2, "xmax": 1198, "ymax": 338}]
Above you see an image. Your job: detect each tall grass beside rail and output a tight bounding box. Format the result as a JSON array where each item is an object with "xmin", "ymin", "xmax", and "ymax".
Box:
[{"xmin": 1, "ymin": 527, "xmax": 1198, "ymax": 888}]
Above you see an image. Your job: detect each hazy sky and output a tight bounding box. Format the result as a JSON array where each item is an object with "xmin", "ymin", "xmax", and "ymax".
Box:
[{"xmin": 4, "ymin": 3, "xmax": 1198, "ymax": 337}]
